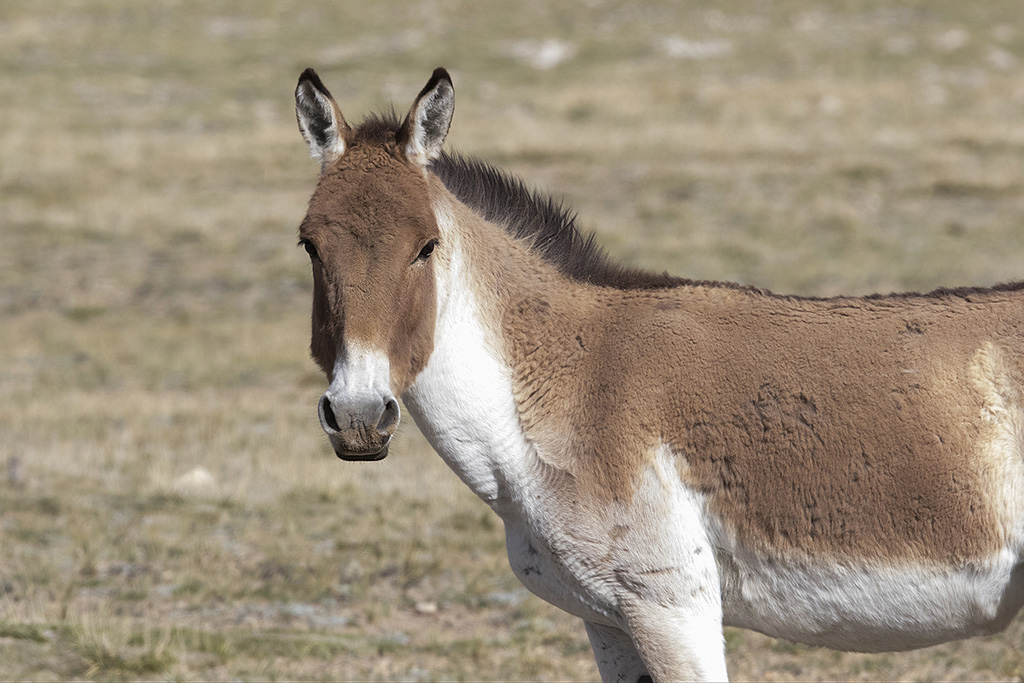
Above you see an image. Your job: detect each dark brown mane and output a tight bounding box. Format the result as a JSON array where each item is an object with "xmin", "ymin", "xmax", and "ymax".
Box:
[{"xmin": 430, "ymin": 151, "xmax": 691, "ymax": 290}]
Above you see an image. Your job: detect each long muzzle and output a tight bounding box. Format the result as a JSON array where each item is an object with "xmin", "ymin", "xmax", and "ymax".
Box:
[{"xmin": 319, "ymin": 348, "xmax": 400, "ymax": 460}]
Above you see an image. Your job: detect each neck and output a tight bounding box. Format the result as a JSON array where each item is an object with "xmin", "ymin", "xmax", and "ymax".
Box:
[{"xmin": 401, "ymin": 188, "xmax": 566, "ymax": 514}]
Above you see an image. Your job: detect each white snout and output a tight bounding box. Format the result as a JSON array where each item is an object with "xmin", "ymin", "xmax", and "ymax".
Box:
[{"xmin": 319, "ymin": 346, "xmax": 400, "ymax": 459}]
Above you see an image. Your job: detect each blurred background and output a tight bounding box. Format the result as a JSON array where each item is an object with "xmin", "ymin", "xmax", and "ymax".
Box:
[{"xmin": 1, "ymin": 0, "xmax": 1023, "ymax": 679}]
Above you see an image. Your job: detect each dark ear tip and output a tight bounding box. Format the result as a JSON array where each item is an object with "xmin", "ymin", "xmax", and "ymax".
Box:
[
  {"xmin": 297, "ymin": 68, "xmax": 331, "ymax": 98},
  {"xmin": 408, "ymin": 68, "xmax": 454, "ymax": 113},
  {"xmin": 428, "ymin": 67, "xmax": 453, "ymax": 91}
]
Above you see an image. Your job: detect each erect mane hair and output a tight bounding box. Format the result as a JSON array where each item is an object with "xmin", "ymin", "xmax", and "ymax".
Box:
[{"xmin": 429, "ymin": 152, "xmax": 690, "ymax": 290}]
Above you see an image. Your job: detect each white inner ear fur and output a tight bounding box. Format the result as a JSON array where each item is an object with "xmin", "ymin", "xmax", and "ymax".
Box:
[
  {"xmin": 404, "ymin": 81, "xmax": 454, "ymax": 167},
  {"xmin": 296, "ymin": 84, "xmax": 347, "ymax": 166}
]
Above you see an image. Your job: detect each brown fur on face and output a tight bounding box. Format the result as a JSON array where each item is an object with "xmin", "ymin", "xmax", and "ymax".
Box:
[{"xmin": 299, "ymin": 131, "xmax": 438, "ymax": 393}]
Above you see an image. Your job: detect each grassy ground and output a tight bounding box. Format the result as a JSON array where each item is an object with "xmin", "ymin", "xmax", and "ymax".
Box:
[{"xmin": 2, "ymin": 0, "xmax": 1023, "ymax": 679}]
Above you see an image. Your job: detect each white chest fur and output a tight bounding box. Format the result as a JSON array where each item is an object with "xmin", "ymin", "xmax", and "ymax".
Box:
[
  {"xmin": 401, "ymin": 246, "xmax": 529, "ymax": 514},
  {"xmin": 401, "ymin": 232, "xmax": 637, "ymax": 626}
]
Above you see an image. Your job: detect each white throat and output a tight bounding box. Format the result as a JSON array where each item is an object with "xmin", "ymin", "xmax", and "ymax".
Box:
[{"xmin": 401, "ymin": 202, "xmax": 534, "ymax": 515}]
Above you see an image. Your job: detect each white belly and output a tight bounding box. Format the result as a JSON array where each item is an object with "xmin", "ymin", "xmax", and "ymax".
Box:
[{"xmin": 718, "ymin": 544, "xmax": 1024, "ymax": 651}]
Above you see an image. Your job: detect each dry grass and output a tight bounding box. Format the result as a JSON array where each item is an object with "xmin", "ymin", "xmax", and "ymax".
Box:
[{"xmin": 2, "ymin": 0, "xmax": 1024, "ymax": 679}]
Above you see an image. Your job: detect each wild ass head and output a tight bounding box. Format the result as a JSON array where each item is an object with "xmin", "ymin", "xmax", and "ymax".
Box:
[{"xmin": 294, "ymin": 68, "xmax": 454, "ymax": 460}]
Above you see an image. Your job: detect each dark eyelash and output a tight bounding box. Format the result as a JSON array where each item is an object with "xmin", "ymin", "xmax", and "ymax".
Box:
[
  {"xmin": 416, "ymin": 239, "xmax": 438, "ymax": 262},
  {"xmin": 299, "ymin": 239, "xmax": 320, "ymax": 261}
]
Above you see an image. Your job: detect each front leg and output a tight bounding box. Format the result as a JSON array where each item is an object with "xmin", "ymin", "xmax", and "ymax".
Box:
[
  {"xmin": 584, "ymin": 620, "xmax": 650, "ymax": 683},
  {"xmin": 625, "ymin": 602, "xmax": 729, "ymax": 682},
  {"xmin": 586, "ymin": 603, "xmax": 728, "ymax": 683}
]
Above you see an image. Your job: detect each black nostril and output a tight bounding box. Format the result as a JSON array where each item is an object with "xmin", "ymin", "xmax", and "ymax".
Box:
[
  {"xmin": 377, "ymin": 398, "xmax": 400, "ymax": 436},
  {"xmin": 320, "ymin": 395, "xmax": 341, "ymax": 432}
]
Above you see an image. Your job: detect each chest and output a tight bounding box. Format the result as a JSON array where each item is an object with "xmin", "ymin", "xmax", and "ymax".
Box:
[{"xmin": 503, "ymin": 518, "xmax": 622, "ymax": 627}]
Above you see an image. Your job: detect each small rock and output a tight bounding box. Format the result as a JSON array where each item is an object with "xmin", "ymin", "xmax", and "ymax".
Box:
[
  {"xmin": 173, "ymin": 466, "xmax": 215, "ymax": 494},
  {"xmin": 414, "ymin": 601, "xmax": 438, "ymax": 615}
]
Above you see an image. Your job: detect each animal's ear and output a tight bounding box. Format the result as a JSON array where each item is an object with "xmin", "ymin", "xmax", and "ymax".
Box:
[
  {"xmin": 397, "ymin": 68, "xmax": 454, "ymax": 167},
  {"xmin": 295, "ymin": 68, "xmax": 350, "ymax": 168}
]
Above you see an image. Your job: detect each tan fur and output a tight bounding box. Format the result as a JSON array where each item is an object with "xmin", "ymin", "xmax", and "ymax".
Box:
[
  {"xmin": 309, "ymin": 136, "xmax": 1023, "ymax": 564},
  {"xmin": 301, "ymin": 142, "xmax": 439, "ymax": 393},
  {"xmin": 432, "ymin": 182, "xmax": 1024, "ymax": 563},
  {"xmin": 298, "ymin": 71, "xmax": 1024, "ymax": 565},
  {"xmin": 973, "ymin": 343, "xmax": 1024, "ymax": 546},
  {"xmin": 298, "ymin": 69, "xmax": 1024, "ymax": 680}
]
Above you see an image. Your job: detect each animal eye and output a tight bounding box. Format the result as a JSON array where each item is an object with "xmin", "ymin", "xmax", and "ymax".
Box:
[
  {"xmin": 416, "ymin": 239, "xmax": 438, "ymax": 262},
  {"xmin": 300, "ymin": 239, "xmax": 320, "ymax": 261}
]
